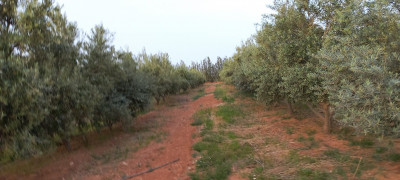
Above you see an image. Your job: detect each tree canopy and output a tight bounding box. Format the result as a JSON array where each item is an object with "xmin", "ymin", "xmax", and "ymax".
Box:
[{"xmin": 220, "ymin": 0, "xmax": 400, "ymax": 135}]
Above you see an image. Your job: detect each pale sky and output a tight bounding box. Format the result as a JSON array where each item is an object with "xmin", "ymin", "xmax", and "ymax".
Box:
[{"xmin": 55, "ymin": 0, "xmax": 274, "ymax": 64}]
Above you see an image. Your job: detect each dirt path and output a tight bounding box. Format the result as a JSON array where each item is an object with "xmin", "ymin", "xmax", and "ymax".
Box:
[{"xmin": 83, "ymin": 82, "xmax": 222, "ymax": 180}]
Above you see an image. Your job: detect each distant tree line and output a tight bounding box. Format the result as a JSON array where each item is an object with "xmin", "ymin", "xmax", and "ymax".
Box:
[
  {"xmin": 220, "ymin": 0, "xmax": 400, "ymax": 135},
  {"xmin": 191, "ymin": 56, "xmax": 226, "ymax": 82},
  {"xmin": 0, "ymin": 0, "xmax": 205, "ymax": 161}
]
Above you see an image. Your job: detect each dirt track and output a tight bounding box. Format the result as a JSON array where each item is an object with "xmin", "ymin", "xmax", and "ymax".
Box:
[{"xmin": 82, "ymin": 82, "xmax": 222, "ymax": 180}]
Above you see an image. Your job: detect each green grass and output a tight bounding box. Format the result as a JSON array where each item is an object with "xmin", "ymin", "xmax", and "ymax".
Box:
[
  {"xmin": 286, "ymin": 150, "xmax": 316, "ymax": 165},
  {"xmin": 191, "ymin": 108, "xmax": 212, "ymax": 126},
  {"xmin": 214, "ymin": 86, "xmax": 227, "ymax": 99},
  {"xmin": 387, "ymin": 153, "xmax": 400, "ymax": 162},
  {"xmin": 375, "ymin": 146, "xmax": 388, "ymax": 154},
  {"xmin": 305, "ymin": 129, "xmax": 317, "ymax": 136},
  {"xmin": 222, "ymin": 95, "xmax": 235, "ymax": 103},
  {"xmin": 322, "ymin": 148, "xmax": 375, "ymax": 178},
  {"xmin": 297, "ymin": 135, "xmax": 319, "ymax": 150},
  {"xmin": 190, "ymin": 104, "xmax": 252, "ymax": 180},
  {"xmin": 193, "ymin": 88, "xmax": 207, "ymax": 100},
  {"xmin": 216, "ymin": 104, "xmax": 244, "ymax": 124},
  {"xmin": 297, "ymin": 168, "xmax": 329, "ymax": 180},
  {"xmin": 191, "ymin": 138, "xmax": 253, "ymax": 180},
  {"xmin": 226, "ymin": 131, "xmax": 238, "ymax": 139},
  {"xmin": 214, "ymin": 86, "xmax": 236, "ymax": 103},
  {"xmin": 285, "ymin": 126, "xmax": 294, "ymax": 135},
  {"xmin": 323, "ymin": 149, "xmax": 350, "ymax": 162},
  {"xmin": 350, "ymin": 137, "xmax": 375, "ymax": 148}
]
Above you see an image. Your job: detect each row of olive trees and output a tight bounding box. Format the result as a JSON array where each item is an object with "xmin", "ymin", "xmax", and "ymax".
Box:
[
  {"xmin": 0, "ymin": 0, "xmax": 205, "ymax": 162},
  {"xmin": 191, "ymin": 56, "xmax": 226, "ymax": 82},
  {"xmin": 220, "ymin": 0, "xmax": 400, "ymax": 136}
]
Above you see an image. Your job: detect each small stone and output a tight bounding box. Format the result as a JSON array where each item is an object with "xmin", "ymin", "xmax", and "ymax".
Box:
[
  {"xmin": 69, "ymin": 161, "xmax": 74, "ymax": 166},
  {"xmin": 122, "ymin": 162, "xmax": 128, "ymax": 166}
]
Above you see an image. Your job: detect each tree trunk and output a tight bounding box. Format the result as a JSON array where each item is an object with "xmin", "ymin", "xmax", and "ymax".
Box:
[
  {"xmin": 155, "ymin": 97, "xmax": 160, "ymax": 105},
  {"xmin": 306, "ymin": 103, "xmax": 333, "ymax": 134},
  {"xmin": 63, "ymin": 139, "xmax": 72, "ymax": 152},
  {"xmin": 108, "ymin": 123, "xmax": 113, "ymax": 131},
  {"xmin": 322, "ymin": 103, "xmax": 332, "ymax": 133},
  {"xmin": 79, "ymin": 127, "xmax": 89, "ymax": 146},
  {"xmin": 286, "ymin": 99, "xmax": 294, "ymax": 115},
  {"xmin": 82, "ymin": 134, "xmax": 88, "ymax": 146}
]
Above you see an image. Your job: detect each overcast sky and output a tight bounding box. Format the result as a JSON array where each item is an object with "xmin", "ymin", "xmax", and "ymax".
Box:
[{"xmin": 55, "ymin": 0, "xmax": 274, "ymax": 64}]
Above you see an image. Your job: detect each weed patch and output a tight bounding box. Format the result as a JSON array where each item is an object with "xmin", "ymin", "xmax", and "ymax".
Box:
[
  {"xmin": 375, "ymin": 146, "xmax": 388, "ymax": 154},
  {"xmin": 322, "ymin": 148, "xmax": 375, "ymax": 178},
  {"xmin": 191, "ymin": 136, "xmax": 253, "ymax": 180},
  {"xmin": 222, "ymin": 95, "xmax": 235, "ymax": 103},
  {"xmin": 193, "ymin": 88, "xmax": 207, "ymax": 100},
  {"xmin": 191, "ymin": 108, "xmax": 212, "ymax": 126},
  {"xmin": 297, "ymin": 135, "xmax": 319, "ymax": 149},
  {"xmin": 297, "ymin": 168, "xmax": 329, "ymax": 180},
  {"xmin": 350, "ymin": 137, "xmax": 375, "ymax": 148},
  {"xmin": 305, "ymin": 129, "xmax": 317, "ymax": 136},
  {"xmin": 387, "ymin": 153, "xmax": 400, "ymax": 162},
  {"xmin": 216, "ymin": 104, "xmax": 244, "ymax": 124},
  {"xmin": 214, "ymin": 86, "xmax": 227, "ymax": 99},
  {"xmin": 284, "ymin": 126, "xmax": 294, "ymax": 135}
]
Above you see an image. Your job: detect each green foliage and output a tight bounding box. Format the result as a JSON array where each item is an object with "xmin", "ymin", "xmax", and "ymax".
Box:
[
  {"xmin": 0, "ymin": 0, "xmax": 205, "ymax": 162},
  {"xmin": 191, "ymin": 56, "xmax": 225, "ymax": 82},
  {"xmin": 221, "ymin": 0, "xmax": 400, "ymax": 136},
  {"xmin": 219, "ymin": 58, "xmax": 236, "ymax": 84},
  {"xmin": 314, "ymin": 0, "xmax": 400, "ymax": 135},
  {"xmin": 138, "ymin": 52, "xmax": 205, "ymax": 104}
]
